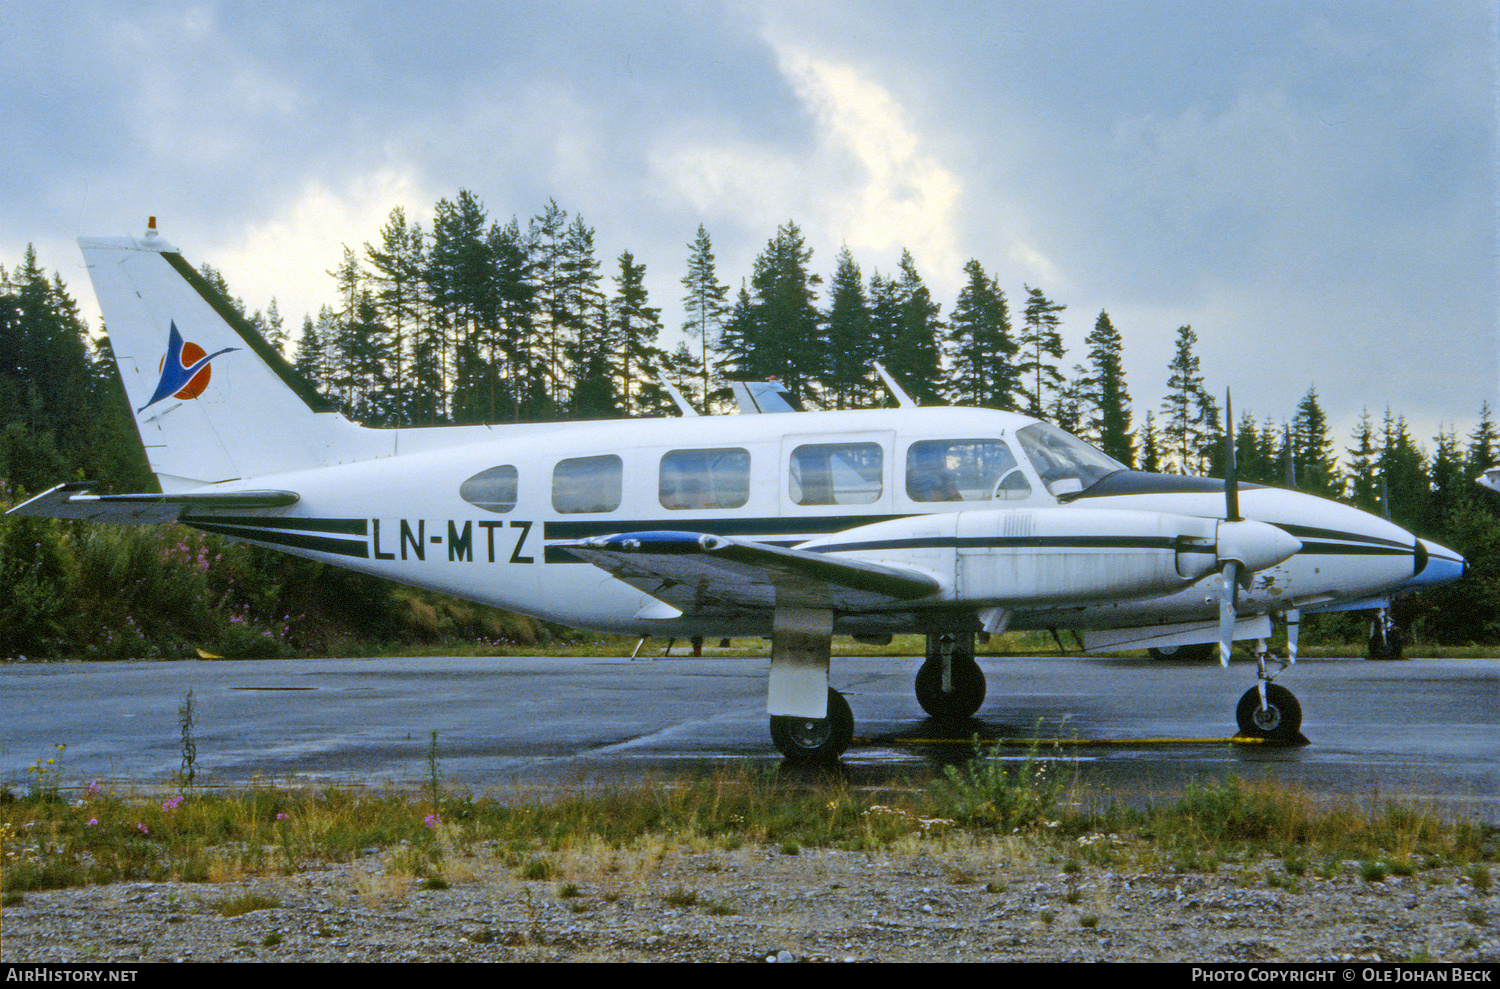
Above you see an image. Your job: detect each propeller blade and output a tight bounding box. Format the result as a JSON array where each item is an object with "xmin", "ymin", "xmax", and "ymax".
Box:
[
  {"xmin": 1218, "ymin": 560, "xmax": 1240, "ymax": 666},
  {"xmin": 1224, "ymin": 389, "xmax": 1239, "ymax": 521},
  {"xmin": 1284, "ymin": 425, "xmax": 1296, "ymax": 489},
  {"xmin": 1285, "ymin": 608, "xmax": 1300, "ymax": 664}
]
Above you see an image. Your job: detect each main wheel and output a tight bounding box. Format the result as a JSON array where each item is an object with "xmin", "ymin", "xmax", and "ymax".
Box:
[
  {"xmin": 770, "ymin": 688, "xmax": 854, "ymax": 762},
  {"xmin": 1235, "ymin": 683, "xmax": 1303, "ymax": 741},
  {"xmin": 1367, "ymin": 625, "xmax": 1405, "ymax": 660},
  {"xmin": 1149, "ymin": 643, "xmax": 1216, "ymax": 661},
  {"xmin": 915, "ymin": 654, "xmax": 986, "ymax": 719}
]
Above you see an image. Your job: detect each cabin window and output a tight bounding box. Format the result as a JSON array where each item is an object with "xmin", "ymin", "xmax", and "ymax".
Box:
[
  {"xmin": 552, "ymin": 455, "xmax": 623, "ymax": 514},
  {"xmin": 660, "ymin": 448, "xmax": 751, "ymax": 510},
  {"xmin": 459, "ymin": 465, "xmax": 518, "ymax": 513},
  {"xmin": 906, "ymin": 439, "xmax": 1030, "ymax": 502},
  {"xmin": 789, "ymin": 442, "xmax": 883, "ymax": 506}
]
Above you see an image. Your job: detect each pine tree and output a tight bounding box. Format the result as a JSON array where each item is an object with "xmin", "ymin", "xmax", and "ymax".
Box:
[
  {"xmin": 292, "ymin": 314, "xmax": 330, "ymax": 403},
  {"xmin": 1233, "ymin": 410, "xmax": 1276, "ymax": 484},
  {"xmin": 944, "ymin": 259, "xmax": 1017, "ymax": 410},
  {"xmin": 822, "ymin": 247, "xmax": 873, "ymax": 409},
  {"xmin": 1160, "ymin": 325, "xmax": 1207, "ymax": 473},
  {"xmin": 529, "ymin": 199, "xmax": 572, "ymax": 414},
  {"xmin": 1466, "ymin": 402, "xmax": 1497, "ymax": 478},
  {"xmin": 610, "ymin": 250, "xmax": 663, "ymax": 416},
  {"xmin": 0, "ymin": 248, "xmax": 99, "ymax": 492},
  {"xmin": 1291, "ymin": 387, "xmax": 1340, "ymax": 498},
  {"xmin": 487, "ymin": 219, "xmax": 538, "ymax": 421},
  {"xmin": 716, "ymin": 281, "xmax": 760, "ymax": 387},
  {"xmin": 263, "ymin": 298, "xmax": 287, "ymax": 356},
  {"xmin": 1139, "ymin": 411, "xmax": 1163, "ymax": 474},
  {"xmin": 887, "ymin": 250, "xmax": 943, "ymax": 404},
  {"xmin": 1048, "ymin": 374, "xmax": 1088, "ymax": 436},
  {"xmin": 1379, "ymin": 409, "xmax": 1428, "ymax": 529},
  {"xmin": 1428, "ymin": 426, "xmax": 1469, "ymax": 533},
  {"xmin": 681, "ymin": 225, "xmax": 729, "ymax": 409},
  {"xmin": 1081, "ymin": 310, "xmax": 1134, "ymax": 465},
  {"xmin": 867, "ymin": 269, "xmax": 901, "ymax": 402},
  {"xmin": 1345, "ymin": 409, "xmax": 1380, "ymax": 513},
  {"xmin": 560, "ymin": 214, "xmax": 608, "ymax": 414},
  {"xmin": 745, "ymin": 221, "xmax": 823, "ymax": 397},
  {"xmin": 1016, "ymin": 286, "xmax": 1066, "ymax": 418},
  {"xmin": 659, "ymin": 340, "xmax": 704, "ymax": 413},
  {"xmin": 365, "ymin": 206, "xmax": 426, "ymax": 424}
]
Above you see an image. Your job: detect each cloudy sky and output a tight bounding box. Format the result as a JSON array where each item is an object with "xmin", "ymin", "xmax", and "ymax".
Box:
[{"xmin": 4, "ymin": 1, "xmax": 1496, "ymax": 446}]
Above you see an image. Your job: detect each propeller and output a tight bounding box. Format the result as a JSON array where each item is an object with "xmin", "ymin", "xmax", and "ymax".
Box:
[
  {"xmin": 1284, "ymin": 424, "xmax": 1296, "ymax": 488},
  {"xmin": 1216, "ymin": 389, "xmax": 1241, "ymax": 666},
  {"xmin": 1213, "ymin": 391, "xmax": 1302, "ymax": 665}
]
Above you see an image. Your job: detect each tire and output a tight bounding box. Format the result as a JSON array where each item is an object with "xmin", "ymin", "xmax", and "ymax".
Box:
[
  {"xmin": 1367, "ymin": 626, "xmax": 1405, "ymax": 660},
  {"xmin": 770, "ymin": 689, "xmax": 854, "ymax": 762},
  {"xmin": 914, "ymin": 654, "xmax": 986, "ymax": 720},
  {"xmin": 1235, "ymin": 683, "xmax": 1303, "ymax": 741},
  {"xmin": 1148, "ymin": 643, "xmax": 1217, "ymax": 661}
]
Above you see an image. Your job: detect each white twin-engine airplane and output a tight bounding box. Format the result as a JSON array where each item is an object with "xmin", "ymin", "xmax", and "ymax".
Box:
[{"xmin": 8, "ymin": 222, "xmax": 1468, "ymax": 761}]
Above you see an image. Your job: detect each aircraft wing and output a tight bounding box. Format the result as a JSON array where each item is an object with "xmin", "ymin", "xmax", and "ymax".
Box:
[
  {"xmin": 5, "ymin": 482, "xmax": 300, "ymax": 524},
  {"xmin": 558, "ymin": 531, "xmax": 942, "ymax": 614}
]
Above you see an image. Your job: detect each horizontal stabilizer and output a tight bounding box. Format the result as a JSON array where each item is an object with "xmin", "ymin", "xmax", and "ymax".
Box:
[
  {"xmin": 558, "ymin": 530, "xmax": 941, "ymax": 615},
  {"xmin": 5, "ymin": 482, "xmax": 299, "ymax": 524}
]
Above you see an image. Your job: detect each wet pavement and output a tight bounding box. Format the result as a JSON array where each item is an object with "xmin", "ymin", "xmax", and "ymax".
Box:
[{"xmin": 2, "ymin": 652, "xmax": 1496, "ymax": 820}]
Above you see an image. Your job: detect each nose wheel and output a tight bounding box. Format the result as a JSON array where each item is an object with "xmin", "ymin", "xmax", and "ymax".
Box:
[{"xmin": 1235, "ymin": 682, "xmax": 1303, "ymax": 741}]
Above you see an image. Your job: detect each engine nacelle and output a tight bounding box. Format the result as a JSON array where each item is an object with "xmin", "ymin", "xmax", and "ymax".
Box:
[{"xmin": 797, "ymin": 507, "xmax": 1300, "ymax": 607}]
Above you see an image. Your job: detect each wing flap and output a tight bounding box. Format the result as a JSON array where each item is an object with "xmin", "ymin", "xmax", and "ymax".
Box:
[
  {"xmin": 6, "ymin": 482, "xmax": 300, "ymax": 524},
  {"xmin": 559, "ymin": 531, "xmax": 942, "ymax": 614}
]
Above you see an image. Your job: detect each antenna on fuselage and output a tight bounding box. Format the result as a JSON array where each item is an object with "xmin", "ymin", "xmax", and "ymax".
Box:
[
  {"xmin": 872, "ymin": 361, "xmax": 915, "ymax": 408},
  {"xmin": 657, "ymin": 377, "xmax": 700, "ymax": 417}
]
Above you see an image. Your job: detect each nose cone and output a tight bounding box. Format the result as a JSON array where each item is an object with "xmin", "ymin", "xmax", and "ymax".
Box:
[
  {"xmin": 1216, "ymin": 518, "xmax": 1303, "ymax": 572},
  {"xmin": 1403, "ymin": 538, "xmax": 1467, "ymax": 591}
]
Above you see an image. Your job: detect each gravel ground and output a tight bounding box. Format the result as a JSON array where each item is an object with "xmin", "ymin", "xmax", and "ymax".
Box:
[{"xmin": 3, "ymin": 841, "xmax": 1497, "ymax": 963}]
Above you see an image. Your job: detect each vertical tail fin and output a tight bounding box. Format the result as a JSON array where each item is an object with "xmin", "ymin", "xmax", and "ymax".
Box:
[{"xmin": 79, "ymin": 225, "xmax": 384, "ymax": 490}]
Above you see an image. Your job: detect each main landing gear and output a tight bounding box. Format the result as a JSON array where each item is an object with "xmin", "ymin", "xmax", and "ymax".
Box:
[
  {"xmin": 1368, "ymin": 608, "xmax": 1405, "ymax": 660},
  {"xmin": 770, "ymin": 688, "xmax": 854, "ymax": 763},
  {"xmin": 914, "ymin": 632, "xmax": 986, "ymax": 720},
  {"xmin": 764, "ymin": 621, "xmax": 991, "ymax": 763}
]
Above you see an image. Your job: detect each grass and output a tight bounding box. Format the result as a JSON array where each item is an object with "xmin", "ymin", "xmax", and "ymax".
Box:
[
  {"xmin": 0, "ymin": 761, "xmax": 1495, "ymax": 897},
  {"xmin": 209, "ymin": 892, "xmax": 281, "ymax": 917}
]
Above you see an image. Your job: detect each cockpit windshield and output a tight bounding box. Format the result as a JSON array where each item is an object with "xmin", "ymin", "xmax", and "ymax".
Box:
[{"xmin": 1015, "ymin": 422, "xmax": 1127, "ymax": 497}]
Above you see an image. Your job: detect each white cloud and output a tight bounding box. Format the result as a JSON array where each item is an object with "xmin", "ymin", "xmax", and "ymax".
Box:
[
  {"xmin": 648, "ymin": 38, "xmax": 970, "ymax": 287},
  {"xmin": 208, "ymin": 166, "xmax": 433, "ymax": 328}
]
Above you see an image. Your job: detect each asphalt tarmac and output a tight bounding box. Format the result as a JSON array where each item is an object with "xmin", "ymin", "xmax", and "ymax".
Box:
[{"xmin": 2, "ymin": 652, "xmax": 1496, "ymax": 821}]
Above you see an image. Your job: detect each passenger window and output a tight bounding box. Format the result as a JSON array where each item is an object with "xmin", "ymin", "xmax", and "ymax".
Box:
[
  {"xmin": 789, "ymin": 443, "xmax": 883, "ymax": 506},
  {"xmin": 660, "ymin": 448, "xmax": 750, "ymax": 510},
  {"xmin": 552, "ymin": 455, "xmax": 623, "ymax": 514},
  {"xmin": 459, "ymin": 465, "xmax": 518, "ymax": 513},
  {"xmin": 906, "ymin": 439, "xmax": 1030, "ymax": 502}
]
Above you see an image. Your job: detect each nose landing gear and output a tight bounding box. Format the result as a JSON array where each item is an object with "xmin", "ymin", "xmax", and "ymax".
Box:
[{"xmin": 1234, "ymin": 640, "xmax": 1306, "ymax": 742}]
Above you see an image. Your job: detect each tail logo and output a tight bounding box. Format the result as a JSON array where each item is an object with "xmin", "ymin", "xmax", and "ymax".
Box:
[{"xmin": 139, "ymin": 322, "xmax": 238, "ymax": 412}]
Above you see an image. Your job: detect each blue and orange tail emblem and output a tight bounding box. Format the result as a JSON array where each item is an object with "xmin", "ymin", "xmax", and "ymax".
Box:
[{"xmin": 139, "ymin": 322, "xmax": 238, "ymax": 412}]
